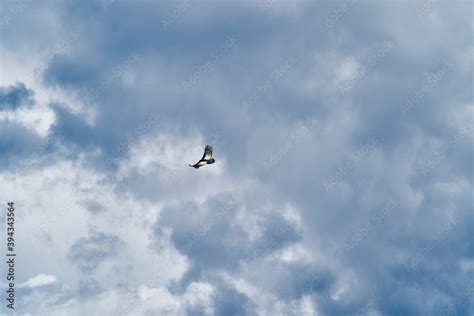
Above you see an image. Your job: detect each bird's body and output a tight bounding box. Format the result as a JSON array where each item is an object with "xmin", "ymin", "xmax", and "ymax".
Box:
[{"xmin": 189, "ymin": 145, "xmax": 215, "ymax": 169}]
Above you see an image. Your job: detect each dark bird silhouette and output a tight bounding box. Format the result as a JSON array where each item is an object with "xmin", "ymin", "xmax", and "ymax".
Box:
[{"xmin": 189, "ymin": 145, "xmax": 215, "ymax": 169}]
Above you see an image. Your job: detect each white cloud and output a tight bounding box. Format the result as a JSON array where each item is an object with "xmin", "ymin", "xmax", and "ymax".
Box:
[{"xmin": 18, "ymin": 274, "xmax": 58, "ymax": 288}]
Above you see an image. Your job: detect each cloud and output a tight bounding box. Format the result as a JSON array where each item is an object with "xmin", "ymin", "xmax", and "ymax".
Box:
[
  {"xmin": 18, "ymin": 274, "xmax": 58, "ymax": 288},
  {"xmin": 0, "ymin": 1, "xmax": 472, "ymax": 315},
  {"xmin": 0, "ymin": 82, "xmax": 34, "ymax": 110},
  {"xmin": 67, "ymin": 230, "xmax": 124, "ymax": 273}
]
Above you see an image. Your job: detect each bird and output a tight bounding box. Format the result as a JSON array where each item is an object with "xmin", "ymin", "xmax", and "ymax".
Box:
[{"xmin": 189, "ymin": 145, "xmax": 215, "ymax": 169}]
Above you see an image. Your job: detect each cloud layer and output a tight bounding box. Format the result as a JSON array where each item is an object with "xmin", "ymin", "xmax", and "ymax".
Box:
[{"xmin": 0, "ymin": 1, "xmax": 472, "ymax": 315}]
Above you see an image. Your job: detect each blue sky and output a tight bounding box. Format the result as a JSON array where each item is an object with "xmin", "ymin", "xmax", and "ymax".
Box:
[{"xmin": 0, "ymin": 0, "xmax": 472, "ymax": 315}]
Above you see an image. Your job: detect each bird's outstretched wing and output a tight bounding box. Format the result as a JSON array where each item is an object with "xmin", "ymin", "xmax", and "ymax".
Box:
[{"xmin": 201, "ymin": 145, "xmax": 213, "ymax": 161}]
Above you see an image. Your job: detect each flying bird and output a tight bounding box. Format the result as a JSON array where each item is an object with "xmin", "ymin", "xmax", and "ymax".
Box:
[{"xmin": 189, "ymin": 145, "xmax": 215, "ymax": 169}]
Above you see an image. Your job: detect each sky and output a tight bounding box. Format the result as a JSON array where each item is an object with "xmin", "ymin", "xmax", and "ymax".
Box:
[{"xmin": 0, "ymin": 0, "xmax": 473, "ymax": 315}]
